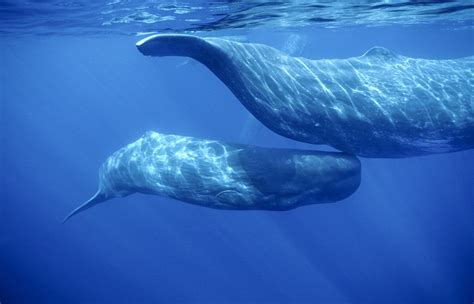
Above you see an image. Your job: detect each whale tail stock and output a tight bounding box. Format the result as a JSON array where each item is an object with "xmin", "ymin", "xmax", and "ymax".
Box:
[
  {"xmin": 136, "ymin": 34, "xmax": 219, "ymax": 62},
  {"xmin": 63, "ymin": 190, "xmax": 107, "ymax": 223},
  {"xmin": 135, "ymin": 34, "xmax": 233, "ymax": 79}
]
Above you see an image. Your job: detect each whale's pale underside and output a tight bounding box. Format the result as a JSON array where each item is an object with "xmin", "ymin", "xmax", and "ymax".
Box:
[
  {"xmin": 64, "ymin": 131, "xmax": 361, "ymax": 222},
  {"xmin": 136, "ymin": 34, "xmax": 474, "ymax": 158}
]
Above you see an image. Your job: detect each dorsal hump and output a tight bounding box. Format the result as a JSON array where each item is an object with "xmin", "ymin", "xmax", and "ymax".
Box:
[{"xmin": 363, "ymin": 47, "xmax": 398, "ymax": 59}]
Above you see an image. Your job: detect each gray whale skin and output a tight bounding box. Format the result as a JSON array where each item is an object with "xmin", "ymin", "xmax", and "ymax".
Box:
[
  {"xmin": 136, "ymin": 34, "xmax": 474, "ymax": 158},
  {"xmin": 64, "ymin": 131, "xmax": 361, "ymax": 222}
]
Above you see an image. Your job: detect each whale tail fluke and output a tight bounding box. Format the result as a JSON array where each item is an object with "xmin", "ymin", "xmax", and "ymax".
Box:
[
  {"xmin": 136, "ymin": 34, "xmax": 213, "ymax": 59},
  {"xmin": 135, "ymin": 34, "xmax": 231, "ymax": 79},
  {"xmin": 63, "ymin": 190, "xmax": 107, "ymax": 223}
]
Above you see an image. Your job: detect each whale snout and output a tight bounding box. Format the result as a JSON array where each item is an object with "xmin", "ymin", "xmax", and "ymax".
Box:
[
  {"xmin": 317, "ymin": 154, "xmax": 361, "ymax": 202},
  {"xmin": 339, "ymin": 155, "xmax": 362, "ymax": 189}
]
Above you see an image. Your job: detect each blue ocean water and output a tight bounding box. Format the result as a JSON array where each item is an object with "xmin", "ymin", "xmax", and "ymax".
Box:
[{"xmin": 1, "ymin": 1, "xmax": 474, "ymax": 303}]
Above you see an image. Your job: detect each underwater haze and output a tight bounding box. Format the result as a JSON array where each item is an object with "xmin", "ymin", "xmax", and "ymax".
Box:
[{"xmin": 1, "ymin": 1, "xmax": 474, "ymax": 303}]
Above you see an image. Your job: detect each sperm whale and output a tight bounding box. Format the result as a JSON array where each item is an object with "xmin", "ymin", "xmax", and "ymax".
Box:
[
  {"xmin": 136, "ymin": 34, "xmax": 474, "ymax": 158},
  {"xmin": 64, "ymin": 131, "xmax": 361, "ymax": 222}
]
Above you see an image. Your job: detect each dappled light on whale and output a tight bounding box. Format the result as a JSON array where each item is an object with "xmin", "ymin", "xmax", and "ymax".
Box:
[
  {"xmin": 64, "ymin": 131, "xmax": 361, "ymax": 222},
  {"xmin": 137, "ymin": 34, "xmax": 474, "ymax": 158}
]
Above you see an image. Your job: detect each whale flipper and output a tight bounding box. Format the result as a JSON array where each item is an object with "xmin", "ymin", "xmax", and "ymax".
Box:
[
  {"xmin": 63, "ymin": 190, "xmax": 107, "ymax": 223},
  {"xmin": 136, "ymin": 34, "xmax": 474, "ymax": 158}
]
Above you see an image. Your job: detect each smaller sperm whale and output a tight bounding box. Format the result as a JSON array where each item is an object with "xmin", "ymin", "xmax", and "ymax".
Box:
[
  {"xmin": 64, "ymin": 131, "xmax": 361, "ymax": 222},
  {"xmin": 136, "ymin": 34, "xmax": 474, "ymax": 158}
]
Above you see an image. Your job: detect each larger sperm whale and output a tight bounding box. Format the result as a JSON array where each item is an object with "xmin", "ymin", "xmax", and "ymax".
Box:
[
  {"xmin": 136, "ymin": 34, "xmax": 474, "ymax": 158},
  {"xmin": 64, "ymin": 131, "xmax": 361, "ymax": 222}
]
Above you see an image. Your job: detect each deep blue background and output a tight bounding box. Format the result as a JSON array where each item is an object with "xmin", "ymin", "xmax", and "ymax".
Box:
[{"xmin": 1, "ymin": 25, "xmax": 474, "ymax": 303}]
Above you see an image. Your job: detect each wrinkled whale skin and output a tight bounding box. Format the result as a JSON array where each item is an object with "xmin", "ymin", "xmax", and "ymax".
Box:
[
  {"xmin": 137, "ymin": 34, "xmax": 474, "ymax": 158},
  {"xmin": 64, "ymin": 131, "xmax": 361, "ymax": 221}
]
